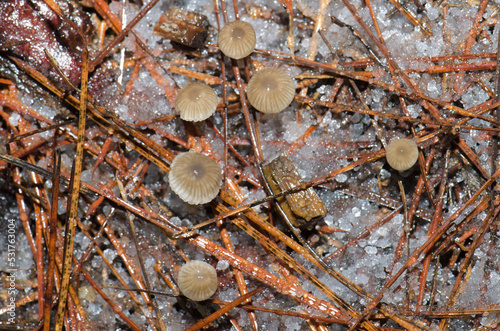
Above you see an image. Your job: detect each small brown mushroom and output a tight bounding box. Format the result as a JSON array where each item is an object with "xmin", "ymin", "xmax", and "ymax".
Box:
[
  {"xmin": 177, "ymin": 260, "xmax": 218, "ymax": 301},
  {"xmin": 168, "ymin": 151, "xmax": 222, "ymax": 204},
  {"xmin": 386, "ymin": 138, "xmax": 419, "ymax": 171},
  {"xmin": 175, "ymin": 82, "xmax": 218, "ymax": 122},
  {"xmin": 218, "ymin": 20, "xmax": 256, "ymax": 59},
  {"xmin": 246, "ymin": 67, "xmax": 295, "ymax": 114}
]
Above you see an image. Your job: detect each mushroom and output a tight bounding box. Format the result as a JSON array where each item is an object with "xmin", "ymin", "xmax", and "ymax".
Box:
[
  {"xmin": 218, "ymin": 20, "xmax": 256, "ymax": 60},
  {"xmin": 246, "ymin": 67, "xmax": 295, "ymax": 114},
  {"xmin": 168, "ymin": 151, "xmax": 222, "ymax": 205},
  {"xmin": 386, "ymin": 138, "xmax": 419, "ymax": 171},
  {"xmin": 177, "ymin": 260, "xmax": 218, "ymax": 301},
  {"xmin": 175, "ymin": 82, "xmax": 219, "ymax": 122}
]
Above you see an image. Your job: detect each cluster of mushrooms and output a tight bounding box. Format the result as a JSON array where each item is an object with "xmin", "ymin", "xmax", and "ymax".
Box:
[
  {"xmin": 171, "ymin": 20, "xmax": 420, "ymax": 302},
  {"xmin": 169, "ymin": 20, "xmax": 296, "ymax": 208}
]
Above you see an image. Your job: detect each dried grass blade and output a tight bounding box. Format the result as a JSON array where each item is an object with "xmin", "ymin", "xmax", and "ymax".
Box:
[
  {"xmin": 43, "ymin": 148, "xmax": 61, "ymax": 331},
  {"xmin": 54, "ymin": 30, "xmax": 89, "ymax": 331}
]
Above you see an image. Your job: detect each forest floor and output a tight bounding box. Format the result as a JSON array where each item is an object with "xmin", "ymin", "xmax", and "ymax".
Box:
[{"xmin": 1, "ymin": 0, "xmax": 500, "ymax": 330}]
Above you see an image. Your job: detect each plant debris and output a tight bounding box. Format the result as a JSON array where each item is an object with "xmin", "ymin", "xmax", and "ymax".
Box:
[{"xmin": 1, "ymin": 0, "xmax": 500, "ymax": 330}]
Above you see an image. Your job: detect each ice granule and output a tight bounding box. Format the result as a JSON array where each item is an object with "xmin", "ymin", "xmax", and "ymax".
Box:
[
  {"xmin": 283, "ymin": 119, "xmax": 307, "ymax": 143},
  {"xmin": 337, "ymin": 217, "xmax": 353, "ymax": 232},
  {"xmin": 216, "ymin": 260, "xmax": 229, "ymax": 270},
  {"xmin": 80, "ymin": 170, "xmax": 93, "ymax": 185},
  {"xmin": 77, "ymin": 232, "xmax": 91, "ymax": 251},
  {"xmin": 323, "ymin": 215, "xmax": 334, "ymax": 229},
  {"xmin": 284, "ymin": 320, "xmax": 302, "ymax": 331},
  {"xmin": 364, "ymin": 245, "xmax": 377, "ymax": 255},
  {"xmin": 57, "ymin": 198, "xmax": 67, "ymax": 215},
  {"xmin": 145, "ymin": 256, "xmax": 156, "ymax": 270},
  {"xmin": 484, "ymin": 271, "xmax": 500, "ymax": 304},
  {"xmin": 91, "ymin": 256, "xmax": 102, "ymax": 269},
  {"xmin": 253, "ymin": 18, "xmax": 285, "ymax": 51},
  {"xmin": 218, "ymin": 288, "xmax": 238, "ymax": 301},
  {"xmin": 407, "ymin": 103, "xmax": 422, "ymax": 118},
  {"xmin": 368, "ymin": 228, "xmax": 392, "ymax": 248},
  {"xmin": 376, "ymin": 236, "xmax": 392, "ymax": 249},
  {"xmin": 103, "ymin": 248, "xmax": 117, "ymax": 262},
  {"xmin": 426, "ymin": 80, "xmax": 440, "ymax": 98},
  {"xmin": 336, "ymin": 173, "xmax": 348, "ymax": 183},
  {"xmin": 334, "ymin": 231, "xmax": 346, "ymax": 240},
  {"xmin": 356, "ymin": 273, "xmax": 369, "ymax": 285},
  {"xmin": 17, "ymin": 234, "xmax": 34, "ymax": 270},
  {"xmin": 87, "ymin": 301, "xmax": 103, "ymax": 317},
  {"xmin": 461, "ymin": 85, "xmax": 489, "ymax": 109},
  {"xmin": 426, "ymin": 5, "xmax": 439, "ymax": 20},
  {"xmin": 9, "ymin": 112, "xmax": 21, "ymax": 126},
  {"xmin": 169, "ymin": 217, "xmax": 181, "ymax": 226},
  {"xmin": 376, "ymin": 226, "xmax": 388, "ymax": 237}
]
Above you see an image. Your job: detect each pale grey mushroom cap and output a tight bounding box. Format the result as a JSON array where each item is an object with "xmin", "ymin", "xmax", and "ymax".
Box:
[
  {"xmin": 246, "ymin": 67, "xmax": 295, "ymax": 114},
  {"xmin": 218, "ymin": 20, "xmax": 256, "ymax": 60},
  {"xmin": 168, "ymin": 151, "xmax": 222, "ymax": 205},
  {"xmin": 177, "ymin": 260, "xmax": 218, "ymax": 301},
  {"xmin": 175, "ymin": 82, "xmax": 218, "ymax": 122},
  {"xmin": 386, "ymin": 138, "xmax": 419, "ymax": 171}
]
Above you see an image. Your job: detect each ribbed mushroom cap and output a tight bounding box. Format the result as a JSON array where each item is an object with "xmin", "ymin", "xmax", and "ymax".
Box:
[
  {"xmin": 386, "ymin": 138, "xmax": 419, "ymax": 171},
  {"xmin": 178, "ymin": 260, "xmax": 218, "ymax": 301},
  {"xmin": 246, "ymin": 67, "xmax": 295, "ymax": 114},
  {"xmin": 175, "ymin": 82, "xmax": 218, "ymax": 122},
  {"xmin": 168, "ymin": 151, "xmax": 222, "ymax": 205},
  {"xmin": 218, "ymin": 20, "xmax": 256, "ymax": 59}
]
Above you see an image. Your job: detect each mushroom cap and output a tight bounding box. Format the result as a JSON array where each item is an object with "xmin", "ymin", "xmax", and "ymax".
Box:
[
  {"xmin": 175, "ymin": 82, "xmax": 218, "ymax": 122},
  {"xmin": 218, "ymin": 20, "xmax": 256, "ymax": 60},
  {"xmin": 177, "ymin": 260, "xmax": 218, "ymax": 301},
  {"xmin": 168, "ymin": 151, "xmax": 222, "ymax": 205},
  {"xmin": 246, "ymin": 67, "xmax": 295, "ymax": 114},
  {"xmin": 386, "ymin": 138, "xmax": 419, "ymax": 171}
]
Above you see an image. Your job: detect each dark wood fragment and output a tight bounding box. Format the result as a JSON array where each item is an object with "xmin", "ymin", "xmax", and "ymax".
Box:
[
  {"xmin": 153, "ymin": 6, "xmax": 209, "ymax": 49},
  {"xmin": 263, "ymin": 155, "xmax": 327, "ymax": 228}
]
